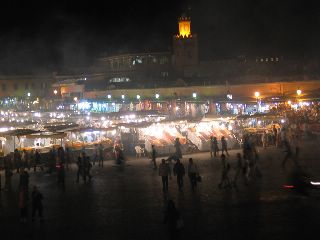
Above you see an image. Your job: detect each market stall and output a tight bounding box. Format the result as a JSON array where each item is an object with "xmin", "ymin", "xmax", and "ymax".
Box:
[{"xmin": 186, "ymin": 118, "xmax": 238, "ymax": 151}]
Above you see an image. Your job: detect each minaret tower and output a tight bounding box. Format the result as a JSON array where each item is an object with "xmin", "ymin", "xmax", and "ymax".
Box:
[{"xmin": 172, "ymin": 13, "xmax": 199, "ymax": 71}]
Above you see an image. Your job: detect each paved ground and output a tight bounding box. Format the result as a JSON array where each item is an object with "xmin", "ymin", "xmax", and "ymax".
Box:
[{"xmin": 1, "ymin": 140, "xmax": 320, "ymax": 240}]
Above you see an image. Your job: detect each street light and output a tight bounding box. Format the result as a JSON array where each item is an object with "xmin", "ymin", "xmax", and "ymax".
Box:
[
  {"xmin": 192, "ymin": 92, "xmax": 197, "ymax": 98},
  {"xmin": 254, "ymin": 91, "xmax": 260, "ymax": 98},
  {"xmin": 155, "ymin": 93, "xmax": 159, "ymax": 99},
  {"xmin": 297, "ymin": 89, "xmax": 302, "ymax": 96},
  {"xmin": 53, "ymin": 89, "xmax": 58, "ymax": 95}
]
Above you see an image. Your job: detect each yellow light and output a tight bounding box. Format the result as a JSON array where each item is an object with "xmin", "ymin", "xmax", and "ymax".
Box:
[
  {"xmin": 179, "ymin": 18, "xmax": 191, "ymax": 38},
  {"xmin": 254, "ymin": 91, "xmax": 260, "ymax": 98},
  {"xmin": 297, "ymin": 89, "xmax": 302, "ymax": 96},
  {"xmin": 287, "ymin": 100, "xmax": 292, "ymax": 105}
]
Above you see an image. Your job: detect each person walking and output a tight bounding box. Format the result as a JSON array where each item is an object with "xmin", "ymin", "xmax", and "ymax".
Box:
[
  {"xmin": 282, "ymin": 140, "xmax": 295, "ymax": 168},
  {"xmin": 65, "ymin": 147, "xmax": 71, "ymax": 170},
  {"xmin": 261, "ymin": 131, "xmax": 268, "ymax": 149},
  {"xmin": 19, "ymin": 168, "xmax": 30, "ymax": 193},
  {"xmin": 151, "ymin": 144, "xmax": 157, "ymax": 169},
  {"xmin": 19, "ymin": 188, "xmax": 28, "ymax": 223},
  {"xmin": 4, "ymin": 161, "xmax": 13, "ymax": 192},
  {"xmin": 98, "ymin": 143, "xmax": 104, "ymax": 167},
  {"xmin": 243, "ymin": 157, "xmax": 251, "ymax": 185},
  {"xmin": 210, "ymin": 136, "xmax": 219, "ymax": 158},
  {"xmin": 187, "ymin": 158, "xmax": 199, "ymax": 191},
  {"xmin": 218, "ymin": 154, "xmax": 231, "ymax": 189},
  {"xmin": 34, "ymin": 149, "xmax": 41, "ymax": 172},
  {"xmin": 159, "ymin": 159, "xmax": 171, "ymax": 192},
  {"xmin": 291, "ymin": 134, "xmax": 300, "ymax": 160},
  {"xmin": 57, "ymin": 162, "xmax": 65, "ymax": 187},
  {"xmin": 31, "ymin": 186, "xmax": 44, "ymax": 222},
  {"xmin": 84, "ymin": 156, "xmax": 93, "ymax": 182},
  {"xmin": 233, "ymin": 153, "xmax": 243, "ymax": 187},
  {"xmin": 174, "ymin": 138, "xmax": 182, "ymax": 159},
  {"xmin": 221, "ymin": 136, "xmax": 229, "ymax": 156},
  {"xmin": 173, "ymin": 159, "xmax": 185, "ymax": 192},
  {"xmin": 76, "ymin": 156, "xmax": 83, "ymax": 183},
  {"xmin": 14, "ymin": 149, "xmax": 21, "ymax": 173}
]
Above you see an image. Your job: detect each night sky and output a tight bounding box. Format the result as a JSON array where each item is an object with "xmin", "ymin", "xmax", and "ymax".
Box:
[{"xmin": 0, "ymin": 0, "xmax": 319, "ymax": 74}]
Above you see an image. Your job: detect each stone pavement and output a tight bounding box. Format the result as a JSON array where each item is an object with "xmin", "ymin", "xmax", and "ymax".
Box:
[{"xmin": 1, "ymin": 141, "xmax": 320, "ymax": 240}]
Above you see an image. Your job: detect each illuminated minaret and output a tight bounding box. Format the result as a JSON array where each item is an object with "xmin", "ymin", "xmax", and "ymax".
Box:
[{"xmin": 172, "ymin": 14, "xmax": 199, "ymax": 70}]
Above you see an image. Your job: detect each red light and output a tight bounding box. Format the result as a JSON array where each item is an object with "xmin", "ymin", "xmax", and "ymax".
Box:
[{"xmin": 283, "ymin": 185, "xmax": 294, "ymax": 189}]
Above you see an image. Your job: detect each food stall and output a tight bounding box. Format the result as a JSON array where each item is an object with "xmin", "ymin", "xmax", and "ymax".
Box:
[{"xmin": 138, "ymin": 122, "xmax": 187, "ymax": 155}]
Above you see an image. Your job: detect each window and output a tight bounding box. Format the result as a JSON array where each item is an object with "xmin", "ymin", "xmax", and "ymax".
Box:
[
  {"xmin": 161, "ymin": 72, "xmax": 169, "ymax": 77},
  {"xmin": 160, "ymin": 56, "xmax": 169, "ymax": 64},
  {"xmin": 109, "ymin": 77, "xmax": 131, "ymax": 83}
]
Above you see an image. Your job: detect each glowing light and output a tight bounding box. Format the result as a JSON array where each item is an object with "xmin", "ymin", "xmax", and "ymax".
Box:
[
  {"xmin": 254, "ymin": 91, "xmax": 260, "ymax": 98},
  {"xmin": 27, "ymin": 92, "xmax": 31, "ymax": 97},
  {"xmin": 178, "ymin": 17, "xmax": 191, "ymax": 38},
  {"xmin": 121, "ymin": 95, "xmax": 125, "ymax": 99},
  {"xmin": 192, "ymin": 93, "xmax": 197, "ymax": 98},
  {"xmin": 287, "ymin": 100, "xmax": 292, "ymax": 105},
  {"xmin": 155, "ymin": 93, "xmax": 160, "ymax": 99},
  {"xmin": 101, "ymin": 116, "xmax": 105, "ymax": 121},
  {"xmin": 283, "ymin": 185, "xmax": 294, "ymax": 189},
  {"xmin": 137, "ymin": 95, "xmax": 141, "ymax": 100},
  {"xmin": 311, "ymin": 181, "xmax": 320, "ymax": 186},
  {"xmin": 73, "ymin": 97, "xmax": 78, "ymax": 102},
  {"xmin": 53, "ymin": 89, "xmax": 58, "ymax": 95},
  {"xmin": 297, "ymin": 89, "xmax": 302, "ymax": 96},
  {"xmin": 281, "ymin": 119, "xmax": 285, "ymax": 123},
  {"xmin": 107, "ymin": 94, "xmax": 111, "ymax": 99}
]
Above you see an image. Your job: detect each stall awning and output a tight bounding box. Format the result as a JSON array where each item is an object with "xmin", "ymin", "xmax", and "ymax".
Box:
[
  {"xmin": 25, "ymin": 132, "xmax": 67, "ymax": 139},
  {"xmin": 0, "ymin": 129, "xmax": 42, "ymax": 137}
]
